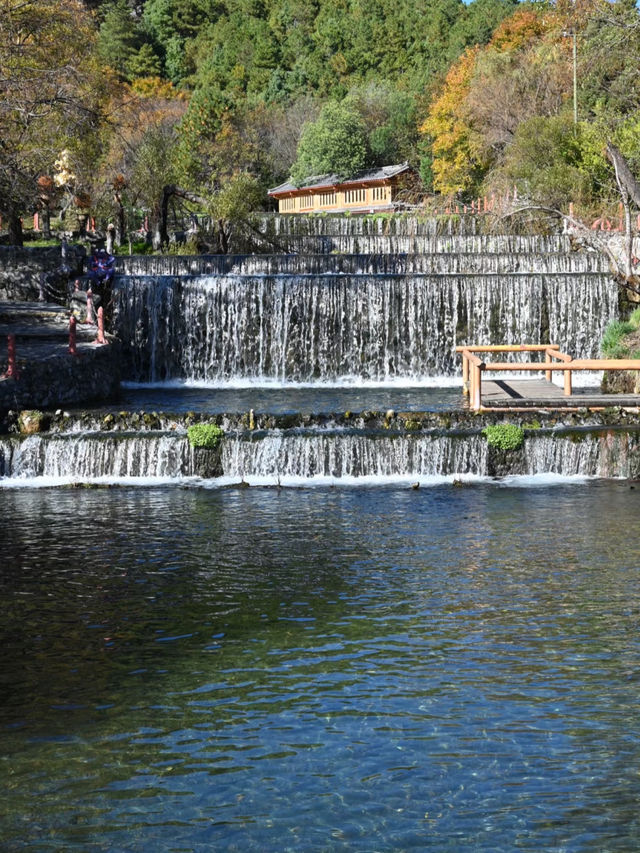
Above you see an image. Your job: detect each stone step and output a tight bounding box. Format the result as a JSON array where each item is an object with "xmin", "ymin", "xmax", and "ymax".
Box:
[
  {"xmin": 0, "ymin": 323, "xmax": 97, "ymax": 342},
  {"xmin": 0, "ymin": 300, "xmax": 70, "ymax": 326}
]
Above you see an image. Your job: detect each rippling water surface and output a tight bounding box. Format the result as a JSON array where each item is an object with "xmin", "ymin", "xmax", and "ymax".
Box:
[
  {"xmin": 2, "ymin": 483, "xmax": 640, "ymax": 851},
  {"xmin": 114, "ymin": 382, "xmax": 465, "ymax": 414}
]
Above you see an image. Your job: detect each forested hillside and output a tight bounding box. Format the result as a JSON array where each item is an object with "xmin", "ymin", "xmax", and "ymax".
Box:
[{"xmin": 1, "ymin": 0, "xmax": 639, "ymax": 246}]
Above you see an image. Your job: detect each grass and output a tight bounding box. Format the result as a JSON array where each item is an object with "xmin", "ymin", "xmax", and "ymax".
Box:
[{"xmin": 601, "ymin": 308, "xmax": 640, "ymax": 359}]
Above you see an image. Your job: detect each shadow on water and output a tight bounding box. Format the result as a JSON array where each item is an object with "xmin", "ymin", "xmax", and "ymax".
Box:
[{"xmin": 1, "ymin": 482, "xmax": 640, "ymax": 851}]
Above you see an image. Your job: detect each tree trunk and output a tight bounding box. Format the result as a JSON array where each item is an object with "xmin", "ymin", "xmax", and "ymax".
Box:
[
  {"xmin": 114, "ymin": 192, "xmax": 126, "ymax": 246},
  {"xmin": 159, "ymin": 185, "xmax": 209, "ymax": 249},
  {"xmin": 41, "ymin": 205, "xmax": 52, "ymax": 240},
  {"xmin": 8, "ymin": 210, "xmax": 23, "ymax": 246}
]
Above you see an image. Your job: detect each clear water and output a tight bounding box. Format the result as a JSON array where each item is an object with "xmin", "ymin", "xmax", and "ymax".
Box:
[
  {"xmin": 2, "ymin": 483, "xmax": 640, "ymax": 851},
  {"xmin": 113, "ymin": 382, "xmax": 465, "ymax": 414}
]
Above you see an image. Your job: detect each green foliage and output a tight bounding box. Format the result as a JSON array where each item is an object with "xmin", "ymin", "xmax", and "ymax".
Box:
[
  {"xmin": 128, "ymin": 43, "xmax": 163, "ymax": 79},
  {"xmin": 346, "ymin": 84, "xmax": 420, "ymax": 167},
  {"xmin": 601, "ymin": 309, "xmax": 640, "ymax": 358},
  {"xmin": 166, "ymin": 237, "xmax": 201, "ymax": 254},
  {"xmin": 187, "ymin": 423, "xmax": 225, "ymax": 448},
  {"xmin": 483, "ymin": 423, "xmax": 524, "ymax": 451},
  {"xmin": 291, "ymin": 101, "xmax": 368, "ymax": 183},
  {"xmin": 97, "ymin": 0, "xmax": 141, "ymax": 80},
  {"xmin": 490, "ymin": 116, "xmax": 607, "ymax": 209},
  {"xmin": 209, "ymin": 173, "xmax": 264, "ymax": 221}
]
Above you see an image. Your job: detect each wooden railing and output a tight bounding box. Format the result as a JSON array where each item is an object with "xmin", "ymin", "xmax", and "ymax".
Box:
[{"xmin": 456, "ymin": 345, "xmax": 640, "ymax": 410}]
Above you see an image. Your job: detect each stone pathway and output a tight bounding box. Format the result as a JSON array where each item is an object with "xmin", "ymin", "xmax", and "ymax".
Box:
[{"xmin": 0, "ymin": 300, "xmax": 119, "ymax": 410}]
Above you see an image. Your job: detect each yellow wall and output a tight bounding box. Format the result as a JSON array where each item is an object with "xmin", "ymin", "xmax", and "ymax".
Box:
[{"xmin": 277, "ymin": 184, "xmax": 393, "ymax": 214}]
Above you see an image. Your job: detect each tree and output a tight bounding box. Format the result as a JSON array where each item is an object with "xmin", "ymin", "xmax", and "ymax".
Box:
[
  {"xmin": 97, "ymin": 0, "xmax": 141, "ymax": 80},
  {"xmin": 487, "ymin": 115, "xmax": 605, "ymax": 209},
  {"xmin": 420, "ymin": 6, "xmax": 571, "ymax": 198},
  {"xmin": 419, "ymin": 47, "xmax": 484, "ymax": 196},
  {"xmin": 346, "ymin": 83, "xmax": 420, "ymax": 167},
  {"xmin": 291, "ymin": 100, "xmax": 368, "ymax": 183},
  {"xmin": 579, "ymin": 0, "xmax": 640, "ymax": 123},
  {"xmin": 0, "ymin": 0, "xmax": 109, "ymax": 244},
  {"xmin": 465, "ymin": 10, "xmax": 570, "ymax": 162},
  {"xmin": 92, "ymin": 79, "xmax": 187, "ymax": 246}
]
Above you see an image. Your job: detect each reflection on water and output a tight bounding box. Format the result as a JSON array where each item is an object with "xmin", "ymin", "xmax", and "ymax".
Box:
[
  {"xmin": 113, "ymin": 382, "xmax": 465, "ymax": 414},
  {"xmin": 1, "ymin": 483, "xmax": 640, "ymax": 851}
]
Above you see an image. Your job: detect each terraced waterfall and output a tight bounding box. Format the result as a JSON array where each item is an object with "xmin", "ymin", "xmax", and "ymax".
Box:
[
  {"xmin": 113, "ymin": 217, "xmax": 618, "ymax": 383},
  {"xmin": 4, "ymin": 215, "xmax": 635, "ymax": 484}
]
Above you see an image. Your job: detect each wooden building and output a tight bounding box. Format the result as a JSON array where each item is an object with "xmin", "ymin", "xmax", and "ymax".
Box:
[{"xmin": 268, "ymin": 163, "xmax": 415, "ymax": 215}]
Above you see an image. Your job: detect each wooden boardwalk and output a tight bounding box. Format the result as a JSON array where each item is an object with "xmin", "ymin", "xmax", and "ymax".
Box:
[{"xmin": 481, "ymin": 378, "xmax": 640, "ymax": 409}]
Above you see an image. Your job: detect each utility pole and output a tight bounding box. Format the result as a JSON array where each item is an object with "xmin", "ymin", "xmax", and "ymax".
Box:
[
  {"xmin": 563, "ymin": 28, "xmax": 578, "ymax": 127},
  {"xmin": 572, "ymin": 29, "xmax": 578, "ymax": 127}
]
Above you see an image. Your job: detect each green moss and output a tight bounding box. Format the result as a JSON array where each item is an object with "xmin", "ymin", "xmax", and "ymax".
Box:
[
  {"xmin": 187, "ymin": 423, "xmax": 224, "ymax": 449},
  {"xmin": 483, "ymin": 423, "xmax": 524, "ymax": 451},
  {"xmin": 523, "ymin": 419, "xmax": 541, "ymax": 430}
]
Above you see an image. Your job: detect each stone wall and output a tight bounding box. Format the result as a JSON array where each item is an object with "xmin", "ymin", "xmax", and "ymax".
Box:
[
  {"xmin": 0, "ymin": 341, "xmax": 121, "ymax": 411},
  {"xmin": 0, "ymin": 245, "xmax": 85, "ymax": 302}
]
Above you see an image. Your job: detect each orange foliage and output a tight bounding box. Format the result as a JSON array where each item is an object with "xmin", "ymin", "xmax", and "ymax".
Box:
[{"xmin": 489, "ymin": 8, "xmax": 559, "ymax": 52}]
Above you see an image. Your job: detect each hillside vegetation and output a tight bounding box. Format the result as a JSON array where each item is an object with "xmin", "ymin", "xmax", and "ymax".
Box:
[{"xmin": 1, "ymin": 0, "xmax": 639, "ymax": 246}]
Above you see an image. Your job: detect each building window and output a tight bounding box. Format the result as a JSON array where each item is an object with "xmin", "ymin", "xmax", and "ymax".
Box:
[
  {"xmin": 319, "ymin": 192, "xmax": 336, "ymax": 206},
  {"xmin": 345, "ymin": 188, "xmax": 366, "ymax": 204},
  {"xmin": 372, "ymin": 186, "xmax": 387, "ymax": 202},
  {"xmin": 281, "ymin": 197, "xmax": 296, "ymax": 211},
  {"xmin": 300, "ymin": 194, "xmax": 313, "ymax": 208}
]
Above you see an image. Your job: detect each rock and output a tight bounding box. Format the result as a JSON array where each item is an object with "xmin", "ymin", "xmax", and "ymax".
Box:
[{"xmin": 18, "ymin": 409, "xmax": 46, "ymax": 434}]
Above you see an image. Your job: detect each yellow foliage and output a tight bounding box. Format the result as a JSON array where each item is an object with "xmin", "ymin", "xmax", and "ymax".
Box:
[{"xmin": 420, "ymin": 47, "xmax": 484, "ymax": 195}]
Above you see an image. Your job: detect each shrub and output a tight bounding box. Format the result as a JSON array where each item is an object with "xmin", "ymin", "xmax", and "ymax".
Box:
[
  {"xmin": 187, "ymin": 423, "xmax": 224, "ymax": 449},
  {"xmin": 483, "ymin": 423, "xmax": 524, "ymax": 451}
]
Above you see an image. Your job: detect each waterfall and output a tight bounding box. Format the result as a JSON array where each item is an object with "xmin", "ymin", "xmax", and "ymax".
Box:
[
  {"xmin": 114, "ymin": 270, "xmax": 617, "ymax": 383},
  {"xmin": 0, "ymin": 434, "xmax": 197, "ymax": 479},
  {"xmin": 220, "ymin": 432, "xmax": 489, "ymax": 478},
  {"xmin": 2, "ymin": 428, "xmax": 639, "ymax": 482},
  {"xmin": 112, "ymin": 217, "xmax": 618, "ymax": 384}
]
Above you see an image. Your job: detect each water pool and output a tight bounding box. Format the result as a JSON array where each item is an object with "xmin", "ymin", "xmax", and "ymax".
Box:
[
  {"xmin": 1, "ymin": 482, "xmax": 639, "ymax": 851},
  {"xmin": 112, "ymin": 383, "xmax": 466, "ymax": 415}
]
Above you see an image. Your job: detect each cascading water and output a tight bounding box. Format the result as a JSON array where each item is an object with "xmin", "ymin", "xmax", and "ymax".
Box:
[
  {"xmin": 3, "ymin": 216, "xmax": 631, "ymax": 486},
  {"xmin": 2, "ymin": 428, "xmax": 639, "ymax": 482},
  {"xmin": 114, "ymin": 271, "xmax": 617, "ymax": 383},
  {"xmin": 113, "ymin": 218, "xmax": 619, "ymax": 384}
]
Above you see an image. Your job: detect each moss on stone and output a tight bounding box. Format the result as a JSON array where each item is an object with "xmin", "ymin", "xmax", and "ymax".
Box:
[{"xmin": 187, "ymin": 423, "xmax": 224, "ymax": 449}]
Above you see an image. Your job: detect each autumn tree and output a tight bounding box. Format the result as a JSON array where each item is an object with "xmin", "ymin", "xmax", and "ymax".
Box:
[
  {"xmin": 420, "ymin": 6, "xmax": 573, "ymax": 199},
  {"xmin": 0, "ymin": 0, "xmax": 110, "ymax": 244},
  {"xmin": 92, "ymin": 77, "xmax": 188, "ymax": 245},
  {"xmin": 420, "ymin": 47, "xmax": 484, "ymax": 197}
]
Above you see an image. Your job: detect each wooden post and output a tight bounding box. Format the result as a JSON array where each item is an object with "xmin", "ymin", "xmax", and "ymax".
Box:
[
  {"xmin": 68, "ymin": 316, "xmax": 77, "ymax": 355},
  {"xmin": 545, "ymin": 350, "xmax": 552, "ymax": 382},
  {"xmin": 86, "ymin": 289, "xmax": 95, "ymax": 324},
  {"xmin": 470, "ymin": 363, "xmax": 482, "ymax": 411},
  {"xmin": 564, "ymin": 368, "xmax": 572, "ymax": 396},
  {"xmin": 4, "ymin": 334, "xmax": 18, "ymax": 378},
  {"xmin": 462, "ymin": 350, "xmax": 469, "ymax": 393},
  {"xmin": 96, "ymin": 307, "xmax": 107, "ymax": 345}
]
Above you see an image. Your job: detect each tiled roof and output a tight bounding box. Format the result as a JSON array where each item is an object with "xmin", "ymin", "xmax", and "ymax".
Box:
[{"xmin": 268, "ymin": 163, "xmax": 411, "ymax": 195}]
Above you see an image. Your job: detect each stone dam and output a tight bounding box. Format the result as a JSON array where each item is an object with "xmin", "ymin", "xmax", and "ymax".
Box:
[{"xmin": 3, "ymin": 214, "xmax": 640, "ymax": 484}]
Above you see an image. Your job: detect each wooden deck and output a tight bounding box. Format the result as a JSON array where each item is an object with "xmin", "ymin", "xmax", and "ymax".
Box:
[{"xmin": 481, "ymin": 378, "xmax": 640, "ymax": 409}]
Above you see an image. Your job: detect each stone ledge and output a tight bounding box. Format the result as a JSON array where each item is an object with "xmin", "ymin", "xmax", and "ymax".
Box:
[{"xmin": 0, "ymin": 341, "xmax": 121, "ymax": 410}]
